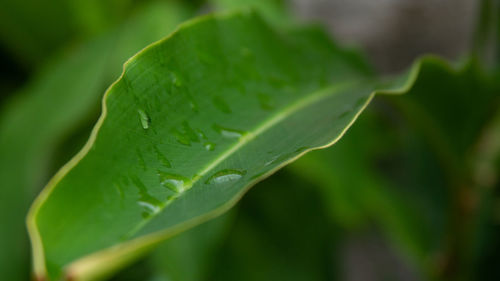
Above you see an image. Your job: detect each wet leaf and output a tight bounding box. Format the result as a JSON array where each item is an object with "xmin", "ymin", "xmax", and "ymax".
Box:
[{"xmin": 27, "ymin": 10, "xmax": 420, "ymax": 281}]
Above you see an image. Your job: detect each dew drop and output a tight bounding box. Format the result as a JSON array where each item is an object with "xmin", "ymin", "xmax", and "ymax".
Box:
[
  {"xmin": 185, "ymin": 94, "xmax": 199, "ymax": 113},
  {"xmin": 114, "ymin": 183, "xmax": 124, "ymax": 199},
  {"xmin": 204, "ymin": 142, "xmax": 216, "ymax": 151},
  {"xmin": 257, "ymin": 93, "xmax": 275, "ymax": 110},
  {"xmin": 172, "ymin": 128, "xmax": 192, "ymax": 146},
  {"xmin": 206, "ymin": 169, "xmax": 246, "ymax": 185},
  {"xmin": 189, "ymin": 99, "xmax": 199, "ymax": 112},
  {"xmin": 153, "ymin": 146, "xmax": 172, "ymax": 168},
  {"xmin": 138, "ymin": 201, "xmax": 160, "ymax": 216},
  {"xmin": 264, "ymin": 155, "xmax": 280, "ymax": 166},
  {"xmin": 196, "ymin": 129, "xmax": 208, "ymax": 140},
  {"xmin": 213, "ymin": 124, "xmax": 246, "ymax": 139},
  {"xmin": 264, "ymin": 153, "xmax": 295, "ymax": 167},
  {"xmin": 157, "ymin": 171, "xmax": 190, "ymax": 193},
  {"xmin": 171, "ymin": 72, "xmax": 182, "ymax": 87},
  {"xmin": 212, "ymin": 96, "xmax": 232, "ymax": 114},
  {"xmin": 137, "ymin": 109, "xmax": 151, "ymax": 130},
  {"xmin": 131, "ymin": 175, "xmax": 162, "ymax": 215}
]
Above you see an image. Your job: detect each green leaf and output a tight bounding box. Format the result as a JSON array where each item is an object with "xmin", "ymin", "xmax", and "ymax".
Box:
[
  {"xmin": 0, "ymin": 2, "xmax": 190, "ymax": 279},
  {"xmin": 26, "ymin": 11, "xmax": 417, "ymax": 281},
  {"xmin": 211, "ymin": 0, "xmax": 293, "ymax": 26}
]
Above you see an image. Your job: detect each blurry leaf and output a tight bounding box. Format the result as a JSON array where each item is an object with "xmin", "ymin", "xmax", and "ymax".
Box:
[
  {"xmin": 387, "ymin": 60, "xmax": 500, "ymax": 177},
  {"xmin": 381, "ymin": 62, "xmax": 500, "ymax": 280},
  {"xmin": 473, "ymin": 0, "xmax": 500, "ymax": 68},
  {"xmin": 0, "ymin": 0, "xmax": 77, "ymax": 66},
  {"xmin": 147, "ymin": 212, "xmax": 233, "ymax": 281},
  {"xmin": 378, "ymin": 60, "xmax": 500, "ymax": 278},
  {"xmin": 289, "ymin": 57, "xmax": 500, "ymax": 280},
  {"xmin": 204, "ymin": 171, "xmax": 338, "ymax": 281},
  {"xmin": 211, "ymin": 0, "xmax": 293, "ymax": 26},
  {"xmin": 70, "ymin": 0, "xmax": 137, "ymax": 38},
  {"xmin": 25, "ymin": 10, "xmax": 413, "ymax": 281},
  {"xmin": 288, "ymin": 109, "xmax": 434, "ymax": 274},
  {"xmin": 474, "ymin": 181, "xmax": 500, "ymax": 281},
  {"xmin": 0, "ymin": 2, "xmax": 191, "ymax": 280},
  {"xmin": 0, "ymin": 0, "xmax": 147, "ymax": 67},
  {"xmin": 106, "ymin": 212, "xmax": 233, "ymax": 281}
]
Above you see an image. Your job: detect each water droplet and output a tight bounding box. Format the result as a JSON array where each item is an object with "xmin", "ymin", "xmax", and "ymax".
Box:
[
  {"xmin": 171, "ymin": 122, "xmax": 200, "ymax": 146},
  {"xmin": 212, "ymin": 96, "xmax": 232, "ymax": 114},
  {"xmin": 153, "ymin": 146, "xmax": 172, "ymax": 168},
  {"xmin": 171, "ymin": 72, "xmax": 182, "ymax": 87},
  {"xmin": 157, "ymin": 171, "xmax": 190, "ymax": 193},
  {"xmin": 257, "ymin": 93, "xmax": 275, "ymax": 110},
  {"xmin": 213, "ymin": 124, "xmax": 246, "ymax": 139},
  {"xmin": 196, "ymin": 129, "xmax": 208, "ymax": 140},
  {"xmin": 187, "ymin": 94, "xmax": 199, "ymax": 113},
  {"xmin": 264, "ymin": 155, "xmax": 280, "ymax": 166},
  {"xmin": 204, "ymin": 142, "xmax": 216, "ymax": 151},
  {"xmin": 172, "ymin": 129, "xmax": 192, "ymax": 146},
  {"xmin": 264, "ymin": 153, "xmax": 295, "ymax": 167},
  {"xmin": 114, "ymin": 183, "xmax": 124, "ymax": 199},
  {"xmin": 138, "ymin": 201, "xmax": 160, "ymax": 216},
  {"xmin": 131, "ymin": 176, "xmax": 162, "ymax": 215},
  {"xmin": 137, "ymin": 109, "xmax": 150, "ymax": 129},
  {"xmin": 206, "ymin": 169, "xmax": 246, "ymax": 185}
]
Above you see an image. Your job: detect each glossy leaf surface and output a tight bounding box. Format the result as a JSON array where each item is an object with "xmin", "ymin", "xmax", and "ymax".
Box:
[{"xmin": 27, "ymin": 10, "xmax": 415, "ymax": 281}]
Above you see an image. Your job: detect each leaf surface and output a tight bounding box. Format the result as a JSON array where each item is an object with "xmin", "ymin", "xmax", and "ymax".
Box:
[{"xmin": 27, "ymin": 10, "xmax": 416, "ymax": 281}]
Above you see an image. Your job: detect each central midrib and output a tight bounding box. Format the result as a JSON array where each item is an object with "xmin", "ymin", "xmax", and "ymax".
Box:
[{"xmin": 125, "ymin": 81, "xmax": 355, "ymax": 238}]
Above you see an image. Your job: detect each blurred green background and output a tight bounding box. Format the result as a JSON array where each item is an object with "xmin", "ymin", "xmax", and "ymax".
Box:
[{"xmin": 0, "ymin": 0, "xmax": 499, "ymax": 281}]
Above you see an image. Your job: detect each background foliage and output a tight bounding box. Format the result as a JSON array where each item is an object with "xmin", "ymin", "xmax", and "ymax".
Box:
[{"xmin": 0, "ymin": 0, "xmax": 499, "ymax": 281}]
